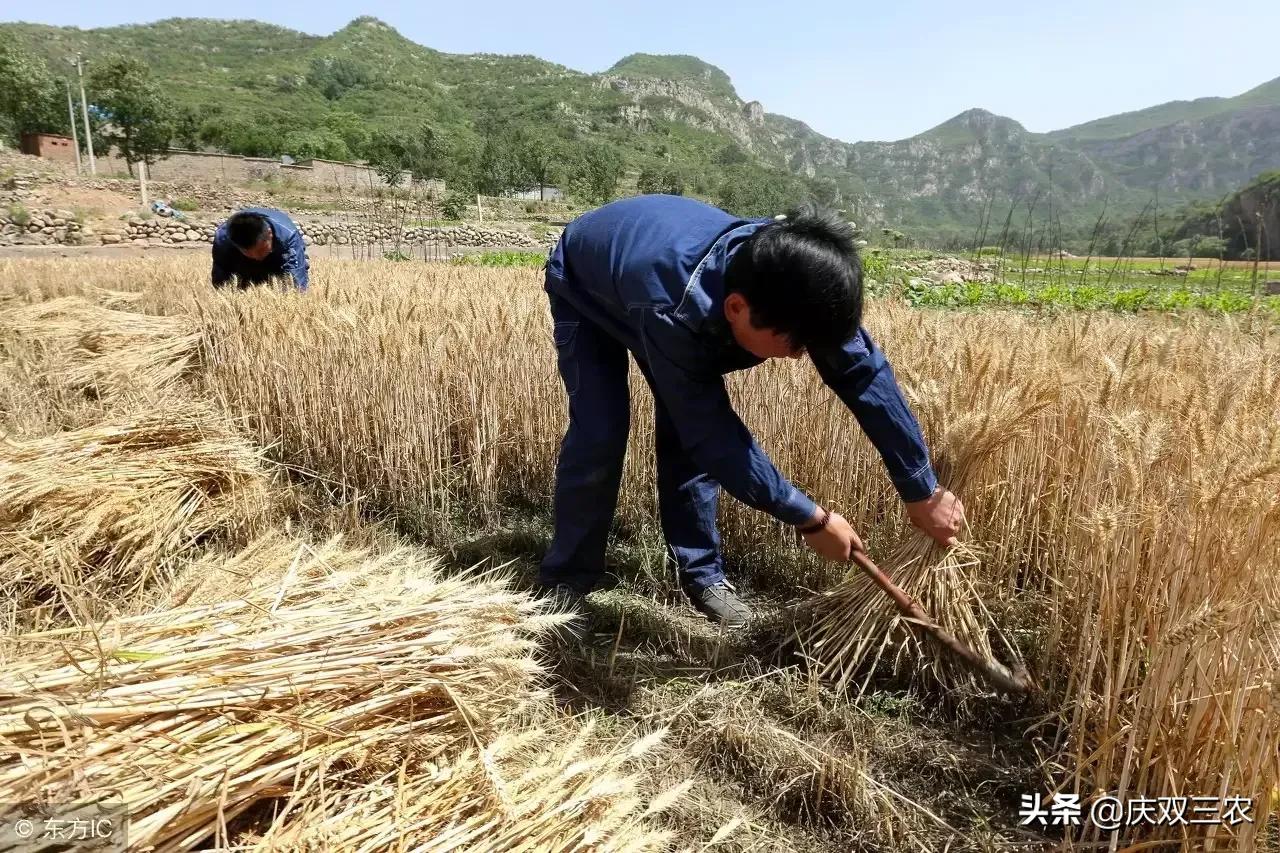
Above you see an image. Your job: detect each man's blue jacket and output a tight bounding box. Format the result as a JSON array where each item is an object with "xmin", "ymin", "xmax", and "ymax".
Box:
[
  {"xmin": 545, "ymin": 194, "xmax": 937, "ymax": 527},
  {"xmin": 211, "ymin": 207, "xmax": 309, "ymax": 291}
]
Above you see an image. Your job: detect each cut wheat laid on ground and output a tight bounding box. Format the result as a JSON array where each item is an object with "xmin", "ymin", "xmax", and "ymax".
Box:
[{"xmin": 0, "ymin": 255, "xmax": 1276, "ymax": 850}]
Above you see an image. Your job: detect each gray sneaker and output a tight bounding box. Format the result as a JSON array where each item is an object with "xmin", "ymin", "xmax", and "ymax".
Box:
[{"xmin": 684, "ymin": 580, "xmax": 752, "ymax": 628}]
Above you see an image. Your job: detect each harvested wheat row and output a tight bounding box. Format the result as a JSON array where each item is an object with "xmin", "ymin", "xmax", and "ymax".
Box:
[
  {"xmin": 3, "ymin": 257, "xmax": 1277, "ymax": 846},
  {"xmin": 0, "ymin": 295, "xmax": 200, "ymax": 398},
  {"xmin": 0, "ymin": 401, "xmax": 272, "ymax": 628},
  {"xmin": 0, "ymin": 537, "xmax": 593, "ymax": 852},
  {"xmin": 247, "ymin": 721, "xmax": 675, "ymax": 852}
]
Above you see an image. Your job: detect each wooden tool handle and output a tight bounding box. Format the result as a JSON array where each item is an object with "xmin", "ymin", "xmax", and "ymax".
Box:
[{"xmin": 848, "ymin": 549, "xmax": 1038, "ymax": 696}]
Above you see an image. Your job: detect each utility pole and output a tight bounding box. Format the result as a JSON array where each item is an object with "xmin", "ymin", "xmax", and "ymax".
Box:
[
  {"xmin": 68, "ymin": 54, "xmax": 96, "ymax": 175},
  {"xmin": 65, "ymin": 80, "xmax": 83, "ymax": 175}
]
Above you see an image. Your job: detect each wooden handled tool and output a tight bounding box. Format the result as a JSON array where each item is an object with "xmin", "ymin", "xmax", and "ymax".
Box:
[{"xmin": 848, "ymin": 548, "xmax": 1038, "ymax": 696}]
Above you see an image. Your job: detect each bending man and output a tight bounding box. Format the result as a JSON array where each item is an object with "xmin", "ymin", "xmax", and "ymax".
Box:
[
  {"xmin": 211, "ymin": 207, "xmax": 309, "ymax": 291},
  {"xmin": 541, "ymin": 195, "xmax": 964, "ymax": 627}
]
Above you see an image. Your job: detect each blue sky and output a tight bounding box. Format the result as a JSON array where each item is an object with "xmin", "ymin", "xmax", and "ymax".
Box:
[{"xmin": 10, "ymin": 0, "xmax": 1280, "ymax": 142}]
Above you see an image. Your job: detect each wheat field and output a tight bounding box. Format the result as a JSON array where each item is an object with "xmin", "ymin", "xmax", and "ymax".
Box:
[{"xmin": 1, "ymin": 255, "xmax": 1277, "ymax": 850}]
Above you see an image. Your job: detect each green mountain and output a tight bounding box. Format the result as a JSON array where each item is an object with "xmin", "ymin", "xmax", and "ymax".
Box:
[
  {"xmin": 1149, "ymin": 169, "xmax": 1280, "ymax": 260},
  {"xmin": 1048, "ymin": 76, "xmax": 1280, "ymax": 142},
  {"xmin": 606, "ymin": 54, "xmax": 739, "ymax": 100},
  {"xmin": 4, "ymin": 15, "xmax": 1279, "ymax": 246}
]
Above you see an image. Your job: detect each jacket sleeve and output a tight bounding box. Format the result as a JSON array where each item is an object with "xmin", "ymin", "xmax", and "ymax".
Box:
[
  {"xmin": 808, "ymin": 328, "xmax": 938, "ymax": 502},
  {"xmin": 639, "ymin": 308, "xmax": 817, "ymax": 526},
  {"xmin": 280, "ymin": 228, "xmax": 309, "ymax": 291},
  {"xmin": 211, "ymin": 239, "xmax": 235, "ymax": 289}
]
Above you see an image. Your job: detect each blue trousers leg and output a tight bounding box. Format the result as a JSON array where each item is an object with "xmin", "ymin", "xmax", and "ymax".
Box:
[
  {"xmin": 646, "ymin": 370, "xmax": 726, "ymax": 592},
  {"xmin": 539, "ymin": 293, "xmax": 631, "ymax": 593}
]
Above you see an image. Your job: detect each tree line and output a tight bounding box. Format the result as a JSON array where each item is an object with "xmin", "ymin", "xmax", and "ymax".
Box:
[
  {"xmin": 1, "ymin": 33, "xmax": 854, "ymax": 220},
  {"xmin": 1, "ymin": 37, "xmax": 175, "ymax": 177}
]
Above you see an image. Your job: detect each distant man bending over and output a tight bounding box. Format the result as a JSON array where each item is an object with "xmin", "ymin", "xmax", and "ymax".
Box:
[
  {"xmin": 212, "ymin": 208, "xmax": 310, "ymax": 291},
  {"xmin": 541, "ymin": 195, "xmax": 965, "ymax": 627}
]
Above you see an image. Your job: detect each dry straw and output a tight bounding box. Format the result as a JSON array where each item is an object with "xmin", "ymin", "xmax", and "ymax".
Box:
[
  {"xmin": 0, "ymin": 401, "xmax": 272, "ymax": 628},
  {"xmin": 247, "ymin": 720, "xmax": 674, "ymax": 852},
  {"xmin": 0, "ymin": 537, "xmax": 666, "ymax": 851},
  {"xmin": 3, "ymin": 256, "xmax": 1278, "ymax": 846},
  {"xmin": 0, "ymin": 295, "xmax": 200, "ymax": 398},
  {"xmin": 793, "ymin": 369, "xmax": 1057, "ymax": 700}
]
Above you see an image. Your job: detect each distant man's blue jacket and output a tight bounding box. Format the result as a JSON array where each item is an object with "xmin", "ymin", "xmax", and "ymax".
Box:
[
  {"xmin": 545, "ymin": 194, "xmax": 937, "ymax": 526},
  {"xmin": 211, "ymin": 207, "xmax": 309, "ymax": 291}
]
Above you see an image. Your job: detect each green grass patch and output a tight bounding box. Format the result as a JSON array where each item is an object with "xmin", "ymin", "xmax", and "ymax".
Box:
[
  {"xmin": 860, "ymin": 248, "xmax": 891, "ymax": 283},
  {"xmin": 885, "ymin": 252, "xmax": 1280, "ymax": 318},
  {"xmin": 451, "ymin": 250, "xmax": 547, "ymax": 268},
  {"xmin": 904, "ymin": 279, "xmax": 1276, "ymax": 316}
]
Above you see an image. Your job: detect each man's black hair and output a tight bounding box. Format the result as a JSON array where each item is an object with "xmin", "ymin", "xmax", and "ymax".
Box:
[
  {"xmin": 226, "ymin": 211, "xmax": 272, "ymax": 250},
  {"xmin": 724, "ymin": 202, "xmax": 862, "ymax": 351}
]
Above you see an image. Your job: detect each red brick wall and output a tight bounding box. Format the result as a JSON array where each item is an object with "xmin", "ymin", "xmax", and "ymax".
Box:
[{"xmin": 20, "ymin": 134, "xmax": 78, "ymax": 164}]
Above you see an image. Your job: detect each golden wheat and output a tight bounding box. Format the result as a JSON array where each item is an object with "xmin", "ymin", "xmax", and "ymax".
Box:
[
  {"xmin": 0, "ymin": 400, "xmax": 273, "ymax": 629},
  {"xmin": 1, "ymin": 255, "xmax": 1277, "ymax": 848},
  {"xmin": 0, "ymin": 536, "xmax": 602, "ymax": 852}
]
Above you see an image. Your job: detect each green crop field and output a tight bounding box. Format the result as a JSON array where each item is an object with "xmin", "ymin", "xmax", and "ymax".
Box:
[{"xmin": 867, "ymin": 250, "xmax": 1280, "ymax": 317}]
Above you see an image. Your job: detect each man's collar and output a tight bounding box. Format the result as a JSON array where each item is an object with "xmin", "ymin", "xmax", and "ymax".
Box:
[{"xmin": 670, "ymin": 220, "xmax": 765, "ymax": 335}]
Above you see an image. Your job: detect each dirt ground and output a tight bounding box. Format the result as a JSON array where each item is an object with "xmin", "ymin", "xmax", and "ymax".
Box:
[
  {"xmin": 0, "ymin": 243, "xmax": 207, "ymax": 260},
  {"xmin": 33, "ymin": 185, "xmax": 140, "ymax": 216},
  {"xmin": 0, "ymin": 243, "xmax": 544, "ymax": 267}
]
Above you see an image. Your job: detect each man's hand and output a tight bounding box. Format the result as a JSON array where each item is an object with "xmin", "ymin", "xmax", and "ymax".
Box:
[
  {"xmin": 800, "ymin": 507, "xmax": 864, "ymax": 561},
  {"xmin": 905, "ymin": 487, "xmax": 965, "ymax": 546}
]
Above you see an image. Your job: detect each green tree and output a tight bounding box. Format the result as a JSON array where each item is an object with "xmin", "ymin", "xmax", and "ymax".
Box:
[
  {"xmin": 468, "ymin": 121, "xmax": 526, "ymax": 196},
  {"xmin": 306, "ymin": 56, "xmax": 374, "ymax": 100},
  {"xmin": 406, "ymin": 122, "xmax": 448, "ymax": 181},
  {"xmin": 322, "ymin": 110, "xmax": 371, "ymax": 159},
  {"xmin": 440, "ymin": 191, "xmax": 471, "ymax": 220},
  {"xmin": 0, "ymin": 35, "xmax": 62, "ymax": 142},
  {"xmin": 174, "ymin": 106, "xmax": 202, "ymax": 150},
  {"xmin": 714, "ymin": 142, "xmax": 749, "ymax": 168},
  {"xmin": 569, "ymin": 143, "xmax": 624, "ymax": 205},
  {"xmin": 717, "ymin": 166, "xmax": 794, "ymax": 217},
  {"xmin": 280, "ymin": 128, "xmax": 350, "ymax": 161},
  {"xmin": 89, "ymin": 54, "xmax": 174, "ymax": 175},
  {"xmin": 439, "ymin": 136, "xmax": 478, "ymax": 195},
  {"xmin": 514, "ymin": 128, "xmax": 563, "ymax": 201},
  {"xmin": 1192, "ymin": 235, "xmax": 1227, "ymax": 257},
  {"xmin": 366, "ymin": 129, "xmax": 412, "ymax": 187},
  {"xmin": 637, "ymin": 163, "xmax": 684, "ymax": 196},
  {"xmin": 808, "ymin": 176, "xmax": 840, "ymax": 207},
  {"xmin": 203, "ymin": 110, "xmax": 286, "ymax": 157}
]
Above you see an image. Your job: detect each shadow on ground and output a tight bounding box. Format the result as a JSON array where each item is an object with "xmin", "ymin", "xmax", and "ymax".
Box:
[{"xmin": 433, "ymin": 512, "xmax": 1055, "ymax": 851}]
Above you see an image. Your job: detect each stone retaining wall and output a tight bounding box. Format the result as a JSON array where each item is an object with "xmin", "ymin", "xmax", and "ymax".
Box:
[
  {"xmin": 0, "ymin": 207, "xmax": 89, "ymax": 245},
  {"xmin": 0, "ymin": 207, "xmax": 556, "ymax": 252}
]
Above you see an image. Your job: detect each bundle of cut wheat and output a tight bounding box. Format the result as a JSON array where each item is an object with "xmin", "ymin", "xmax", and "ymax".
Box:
[
  {"xmin": 793, "ymin": 377, "xmax": 1058, "ymax": 699},
  {"xmin": 248, "ymin": 720, "xmax": 675, "ymax": 852},
  {"xmin": 0, "ymin": 402, "xmax": 271, "ymax": 627},
  {"xmin": 0, "ymin": 538, "xmax": 579, "ymax": 852},
  {"xmin": 0, "ymin": 295, "xmax": 199, "ymax": 396},
  {"xmin": 0, "ymin": 275, "xmax": 144, "ymax": 308}
]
